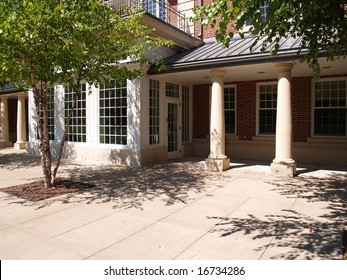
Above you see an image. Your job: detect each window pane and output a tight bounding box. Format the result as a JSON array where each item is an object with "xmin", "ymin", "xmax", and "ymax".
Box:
[
  {"xmin": 224, "ymin": 87, "xmax": 236, "ymax": 135},
  {"xmin": 259, "ymin": 110, "xmax": 276, "ymax": 135},
  {"xmin": 65, "ymin": 84, "xmax": 87, "ymax": 143},
  {"xmin": 314, "ymin": 80, "xmax": 347, "ymax": 136},
  {"xmin": 149, "ymin": 79, "xmax": 160, "ymax": 145},
  {"xmin": 165, "ymin": 82, "xmax": 179, "ymax": 98},
  {"xmin": 258, "ymin": 83, "xmax": 277, "ymax": 134},
  {"xmin": 99, "ymin": 79, "xmax": 127, "ymax": 145},
  {"xmin": 36, "ymin": 87, "xmax": 55, "ymax": 141}
]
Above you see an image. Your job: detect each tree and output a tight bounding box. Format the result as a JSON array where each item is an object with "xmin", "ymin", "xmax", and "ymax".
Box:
[
  {"xmin": 0, "ymin": 0, "xmax": 170, "ymax": 188},
  {"xmin": 192, "ymin": 0, "xmax": 347, "ymax": 76}
]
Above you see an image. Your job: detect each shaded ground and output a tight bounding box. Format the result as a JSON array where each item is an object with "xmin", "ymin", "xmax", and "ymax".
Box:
[
  {"xmin": 0, "ymin": 148, "xmax": 346, "ymax": 260},
  {"xmin": 206, "ymin": 170, "xmax": 347, "ymax": 259},
  {"xmin": 0, "ymin": 148, "xmax": 41, "ymax": 170},
  {"xmin": 0, "ymin": 149, "xmax": 226, "ymax": 209}
]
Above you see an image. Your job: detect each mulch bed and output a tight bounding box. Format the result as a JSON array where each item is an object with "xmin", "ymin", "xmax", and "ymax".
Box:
[{"xmin": 1, "ymin": 178, "xmax": 95, "ymax": 202}]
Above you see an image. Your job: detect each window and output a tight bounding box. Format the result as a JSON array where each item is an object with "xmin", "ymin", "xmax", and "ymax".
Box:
[
  {"xmin": 182, "ymin": 86, "xmax": 190, "ymax": 142},
  {"xmin": 166, "ymin": 83, "xmax": 179, "ymax": 98},
  {"xmin": 143, "ymin": 0, "xmax": 166, "ymax": 21},
  {"xmin": 37, "ymin": 87, "xmax": 55, "ymax": 141},
  {"xmin": 46, "ymin": 87, "xmax": 55, "ymax": 141},
  {"xmin": 99, "ymin": 80, "xmax": 127, "ymax": 145},
  {"xmin": 65, "ymin": 84, "xmax": 87, "ymax": 142},
  {"xmin": 149, "ymin": 79, "xmax": 160, "ymax": 145},
  {"xmin": 314, "ymin": 79, "xmax": 347, "ymax": 136},
  {"xmin": 245, "ymin": 1, "xmax": 269, "ymax": 26},
  {"xmin": 260, "ymin": 1, "xmax": 269, "ymax": 22},
  {"xmin": 258, "ymin": 83, "xmax": 277, "ymax": 135},
  {"xmin": 224, "ymin": 86, "xmax": 236, "ymax": 135}
]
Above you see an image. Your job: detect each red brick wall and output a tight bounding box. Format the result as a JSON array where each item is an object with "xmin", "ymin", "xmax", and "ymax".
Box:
[
  {"xmin": 167, "ymin": 0, "xmax": 178, "ymax": 28},
  {"xmin": 168, "ymin": 0, "xmax": 177, "ymax": 5},
  {"xmin": 235, "ymin": 81, "xmax": 257, "ymax": 139},
  {"xmin": 193, "ymin": 77, "xmax": 314, "ymax": 142},
  {"xmin": 194, "ymin": 0, "xmax": 218, "ymax": 40},
  {"xmin": 292, "ymin": 77, "xmax": 312, "ymax": 142},
  {"xmin": 193, "ymin": 84, "xmax": 210, "ymax": 138}
]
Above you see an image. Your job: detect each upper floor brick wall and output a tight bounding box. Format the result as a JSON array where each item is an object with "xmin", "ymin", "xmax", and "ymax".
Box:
[{"xmin": 193, "ymin": 0, "xmax": 217, "ymax": 40}]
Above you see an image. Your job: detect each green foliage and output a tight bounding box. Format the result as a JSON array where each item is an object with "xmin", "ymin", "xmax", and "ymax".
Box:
[
  {"xmin": 0, "ymin": 0, "xmax": 170, "ymax": 88},
  {"xmin": 192, "ymin": 0, "xmax": 347, "ymax": 77},
  {"xmin": 0, "ymin": 0, "xmax": 171, "ymax": 187}
]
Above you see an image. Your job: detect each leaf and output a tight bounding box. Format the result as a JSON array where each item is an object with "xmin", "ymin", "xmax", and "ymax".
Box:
[{"xmin": 190, "ymin": 0, "xmax": 346, "ymax": 74}]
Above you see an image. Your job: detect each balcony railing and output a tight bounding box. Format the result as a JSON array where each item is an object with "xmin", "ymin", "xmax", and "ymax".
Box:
[{"xmin": 103, "ymin": 0, "xmax": 190, "ymax": 34}]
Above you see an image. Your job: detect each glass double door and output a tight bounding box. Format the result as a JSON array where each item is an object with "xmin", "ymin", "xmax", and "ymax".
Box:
[{"xmin": 167, "ymin": 101, "xmax": 180, "ymax": 159}]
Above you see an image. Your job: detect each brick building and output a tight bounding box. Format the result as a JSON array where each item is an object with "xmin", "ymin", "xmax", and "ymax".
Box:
[{"xmin": 1, "ymin": 0, "xmax": 346, "ymax": 176}]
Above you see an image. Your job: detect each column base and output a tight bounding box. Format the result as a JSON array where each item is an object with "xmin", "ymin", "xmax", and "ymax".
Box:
[
  {"xmin": 0, "ymin": 140, "xmax": 12, "ymax": 148},
  {"xmin": 205, "ymin": 157, "xmax": 230, "ymax": 171},
  {"xmin": 271, "ymin": 161, "xmax": 296, "ymax": 177},
  {"xmin": 14, "ymin": 141, "xmax": 26, "ymax": 150}
]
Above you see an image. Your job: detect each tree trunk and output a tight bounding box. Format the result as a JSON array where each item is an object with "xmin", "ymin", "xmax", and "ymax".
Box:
[
  {"xmin": 52, "ymin": 82, "xmax": 81, "ymax": 184},
  {"xmin": 41, "ymin": 79, "xmax": 53, "ymax": 187},
  {"xmin": 31, "ymin": 73, "xmax": 53, "ymax": 188},
  {"xmin": 343, "ymin": 226, "xmax": 347, "ymax": 260}
]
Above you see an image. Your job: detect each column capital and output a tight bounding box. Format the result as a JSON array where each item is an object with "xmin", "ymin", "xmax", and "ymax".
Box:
[
  {"xmin": 210, "ymin": 69, "xmax": 225, "ymax": 79},
  {"xmin": 275, "ymin": 62, "xmax": 294, "ymax": 73},
  {"xmin": 16, "ymin": 92, "xmax": 27, "ymax": 99},
  {"xmin": 0, "ymin": 95, "xmax": 8, "ymax": 100}
]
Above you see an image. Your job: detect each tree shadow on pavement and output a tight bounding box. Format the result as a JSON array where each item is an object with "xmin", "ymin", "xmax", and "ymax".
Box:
[
  {"xmin": 206, "ymin": 172, "xmax": 347, "ymax": 259},
  {"xmin": 36, "ymin": 158, "xmax": 230, "ymax": 210},
  {"xmin": 0, "ymin": 150, "xmax": 41, "ymax": 170}
]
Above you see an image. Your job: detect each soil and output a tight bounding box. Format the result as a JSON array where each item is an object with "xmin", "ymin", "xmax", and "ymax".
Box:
[{"xmin": 1, "ymin": 178, "xmax": 95, "ymax": 202}]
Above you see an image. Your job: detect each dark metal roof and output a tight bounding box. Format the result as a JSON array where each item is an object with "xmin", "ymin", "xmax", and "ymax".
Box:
[
  {"xmin": 0, "ymin": 83, "xmax": 23, "ymax": 94},
  {"xmin": 148, "ymin": 34, "xmax": 307, "ymax": 74}
]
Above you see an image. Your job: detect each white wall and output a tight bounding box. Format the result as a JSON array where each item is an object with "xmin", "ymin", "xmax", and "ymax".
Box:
[
  {"xmin": 178, "ymin": 0, "xmax": 195, "ymax": 35},
  {"xmin": 27, "ymin": 80, "xmax": 143, "ymax": 166}
]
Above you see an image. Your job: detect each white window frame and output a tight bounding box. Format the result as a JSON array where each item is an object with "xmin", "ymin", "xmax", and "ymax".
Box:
[
  {"xmin": 311, "ymin": 77, "xmax": 347, "ymax": 138},
  {"xmin": 242, "ymin": 1, "xmax": 270, "ymax": 32},
  {"xmin": 149, "ymin": 79, "xmax": 160, "ymax": 145},
  {"xmin": 98, "ymin": 79, "xmax": 128, "ymax": 146},
  {"xmin": 37, "ymin": 86, "xmax": 55, "ymax": 141},
  {"xmin": 256, "ymin": 81, "xmax": 277, "ymax": 136},
  {"xmin": 165, "ymin": 82, "xmax": 180, "ymax": 98},
  {"xmin": 224, "ymin": 84, "xmax": 237, "ymax": 135},
  {"xmin": 64, "ymin": 83, "xmax": 87, "ymax": 143}
]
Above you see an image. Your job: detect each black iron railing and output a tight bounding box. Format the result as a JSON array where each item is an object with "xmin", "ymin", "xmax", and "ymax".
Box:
[{"xmin": 103, "ymin": 0, "xmax": 190, "ymax": 34}]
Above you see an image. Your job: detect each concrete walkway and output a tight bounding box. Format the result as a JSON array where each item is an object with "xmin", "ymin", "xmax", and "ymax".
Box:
[{"xmin": 0, "ymin": 147, "xmax": 346, "ymax": 260}]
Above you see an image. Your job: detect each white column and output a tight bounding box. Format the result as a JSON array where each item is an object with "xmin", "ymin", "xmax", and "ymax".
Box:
[
  {"xmin": 14, "ymin": 93, "xmax": 27, "ymax": 150},
  {"xmin": 271, "ymin": 62, "xmax": 296, "ymax": 176},
  {"xmin": 205, "ymin": 69, "xmax": 230, "ymax": 171},
  {"xmin": 0, "ymin": 96, "xmax": 12, "ymax": 147}
]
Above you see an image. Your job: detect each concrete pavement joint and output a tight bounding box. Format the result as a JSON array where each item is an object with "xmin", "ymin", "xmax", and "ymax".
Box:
[
  {"xmin": 0, "ymin": 203, "xmax": 79, "ymax": 231},
  {"xmin": 258, "ymin": 197, "xmax": 298, "ymax": 260},
  {"xmin": 84, "ymin": 179, "xmax": 234, "ymax": 260},
  {"xmin": 172, "ymin": 197, "xmax": 251, "ymax": 260},
  {"xmin": 48, "ymin": 207, "xmax": 128, "ymax": 239}
]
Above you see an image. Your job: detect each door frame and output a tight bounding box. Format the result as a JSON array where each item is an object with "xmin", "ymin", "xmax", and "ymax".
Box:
[{"xmin": 166, "ymin": 99, "xmax": 181, "ymax": 160}]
